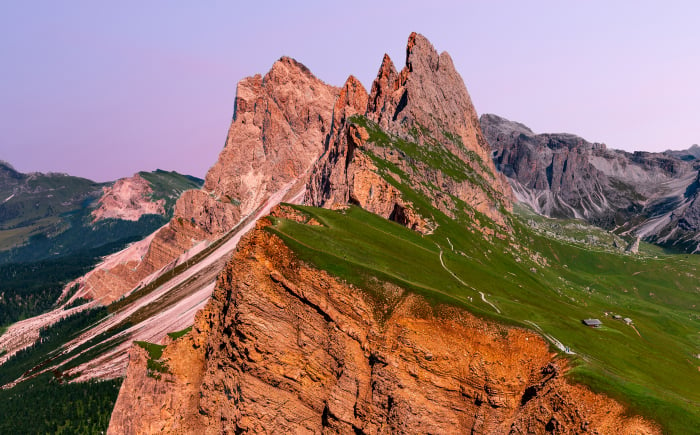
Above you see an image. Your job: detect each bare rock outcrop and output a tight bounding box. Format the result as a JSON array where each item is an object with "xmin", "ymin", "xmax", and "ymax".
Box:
[
  {"xmin": 306, "ymin": 33, "xmax": 512, "ymax": 232},
  {"xmin": 91, "ymin": 173, "xmax": 165, "ymax": 222},
  {"xmin": 482, "ymin": 113, "xmax": 700, "ymax": 251},
  {"xmin": 74, "ymin": 57, "xmax": 338, "ymax": 303},
  {"xmin": 108, "ymin": 213, "xmax": 659, "ymax": 435},
  {"xmin": 203, "ymin": 56, "xmax": 339, "ymax": 218}
]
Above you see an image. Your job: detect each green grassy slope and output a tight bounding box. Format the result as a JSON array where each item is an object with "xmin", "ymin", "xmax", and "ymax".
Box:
[
  {"xmin": 269, "ymin": 204, "xmax": 699, "ymax": 433},
  {"xmin": 0, "ymin": 166, "xmax": 102, "ymax": 232},
  {"xmin": 264, "ymin": 119, "xmax": 699, "ymax": 433}
]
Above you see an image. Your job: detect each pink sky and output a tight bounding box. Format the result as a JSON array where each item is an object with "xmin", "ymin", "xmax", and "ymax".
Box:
[{"xmin": 1, "ymin": 1, "xmax": 698, "ymax": 181}]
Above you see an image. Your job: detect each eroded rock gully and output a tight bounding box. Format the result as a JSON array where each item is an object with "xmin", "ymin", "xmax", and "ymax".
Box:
[{"xmin": 108, "ymin": 216, "xmax": 659, "ymax": 434}]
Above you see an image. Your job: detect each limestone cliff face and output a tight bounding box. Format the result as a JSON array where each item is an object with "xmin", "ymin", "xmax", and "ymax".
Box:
[
  {"xmin": 369, "ymin": 33, "xmax": 491, "ymax": 165},
  {"xmin": 203, "ymin": 56, "xmax": 339, "ymax": 218},
  {"xmin": 75, "ymin": 58, "xmax": 338, "ymax": 303},
  {"xmin": 482, "ymin": 113, "xmax": 618, "ymax": 222},
  {"xmin": 306, "ymin": 33, "xmax": 512, "ymax": 232},
  {"xmin": 108, "ymin": 213, "xmax": 658, "ymax": 435}
]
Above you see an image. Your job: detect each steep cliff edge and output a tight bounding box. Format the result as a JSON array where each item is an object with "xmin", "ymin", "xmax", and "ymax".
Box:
[
  {"xmin": 73, "ymin": 57, "xmax": 339, "ymax": 304},
  {"xmin": 105, "ymin": 33, "xmax": 700, "ymax": 433},
  {"xmin": 108, "ymin": 213, "xmax": 658, "ymax": 434},
  {"xmin": 306, "ymin": 33, "xmax": 512, "ymax": 232},
  {"xmin": 0, "ymin": 57, "xmax": 338, "ymax": 390}
]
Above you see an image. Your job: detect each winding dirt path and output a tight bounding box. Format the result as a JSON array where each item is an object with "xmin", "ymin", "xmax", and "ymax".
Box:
[
  {"xmin": 437, "ymin": 240, "xmax": 501, "ymax": 314},
  {"xmin": 438, "ymin": 238, "xmax": 576, "ymax": 355}
]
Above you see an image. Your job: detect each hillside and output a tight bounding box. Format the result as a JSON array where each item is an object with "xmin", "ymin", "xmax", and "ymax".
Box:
[
  {"xmin": 0, "ymin": 167, "xmax": 202, "ymax": 326},
  {"xmin": 0, "ymin": 160, "xmax": 104, "ymax": 257},
  {"xmin": 0, "ymin": 165, "xmax": 203, "ymax": 263}
]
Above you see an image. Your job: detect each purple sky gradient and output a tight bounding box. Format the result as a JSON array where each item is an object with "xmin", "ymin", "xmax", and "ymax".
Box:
[{"xmin": 1, "ymin": 1, "xmax": 699, "ymax": 181}]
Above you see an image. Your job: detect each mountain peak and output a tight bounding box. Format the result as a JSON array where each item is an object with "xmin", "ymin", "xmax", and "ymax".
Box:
[
  {"xmin": 332, "ymin": 76, "xmax": 368, "ymax": 137},
  {"xmin": 368, "ymin": 33, "xmax": 494, "ymax": 163},
  {"xmin": 206, "ymin": 54, "xmax": 338, "ymax": 207},
  {"xmin": 269, "ymin": 56, "xmax": 314, "ymax": 80},
  {"xmin": 306, "ymin": 33, "xmax": 513, "ymax": 230},
  {"xmin": 664, "ymin": 143, "xmax": 700, "ymax": 160},
  {"xmin": 338, "ymin": 75, "xmax": 367, "ymax": 110},
  {"xmin": 405, "ymin": 31, "xmax": 440, "ymax": 73},
  {"xmin": 0, "ymin": 160, "xmax": 16, "ymax": 171},
  {"xmin": 367, "ymin": 54, "xmax": 398, "ymax": 116},
  {"xmin": 480, "ymin": 113, "xmax": 535, "ymax": 138}
]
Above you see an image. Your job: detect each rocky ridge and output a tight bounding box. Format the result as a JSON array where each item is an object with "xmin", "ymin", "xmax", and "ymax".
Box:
[
  {"xmin": 108, "ymin": 213, "xmax": 658, "ymax": 434},
  {"xmin": 0, "ymin": 56, "xmax": 338, "ymax": 385},
  {"xmin": 665, "ymin": 144, "xmax": 700, "ymax": 161},
  {"xmin": 108, "ymin": 33, "xmax": 661, "ymax": 434},
  {"xmin": 306, "ymin": 33, "xmax": 512, "ymax": 232},
  {"xmin": 482, "ymin": 113, "xmax": 700, "ymax": 251}
]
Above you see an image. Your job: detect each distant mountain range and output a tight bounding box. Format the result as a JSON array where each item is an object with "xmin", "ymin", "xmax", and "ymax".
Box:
[
  {"xmin": 0, "ymin": 162, "xmax": 202, "ymax": 264},
  {"xmin": 0, "ymin": 162, "xmax": 202, "ymax": 327},
  {"xmin": 482, "ymin": 114, "xmax": 700, "ymax": 253},
  {"xmin": 664, "ymin": 143, "xmax": 700, "ymax": 161}
]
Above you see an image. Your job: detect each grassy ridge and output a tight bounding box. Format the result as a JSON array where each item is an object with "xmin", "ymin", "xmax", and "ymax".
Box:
[
  {"xmin": 139, "ymin": 169, "xmax": 203, "ymax": 212},
  {"xmin": 269, "ymin": 204, "xmax": 699, "ymax": 433},
  {"xmin": 264, "ymin": 117, "xmax": 699, "ymax": 432}
]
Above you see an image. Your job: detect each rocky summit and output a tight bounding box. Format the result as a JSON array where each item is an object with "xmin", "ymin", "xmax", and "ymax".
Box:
[
  {"xmin": 91, "ymin": 173, "xmax": 166, "ymax": 222},
  {"xmin": 307, "ymin": 33, "xmax": 512, "ymax": 233},
  {"xmin": 71, "ymin": 56, "xmax": 339, "ymax": 304}
]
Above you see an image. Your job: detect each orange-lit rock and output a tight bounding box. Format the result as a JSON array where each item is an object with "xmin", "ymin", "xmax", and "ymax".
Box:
[{"xmin": 108, "ymin": 212, "xmax": 659, "ymax": 435}]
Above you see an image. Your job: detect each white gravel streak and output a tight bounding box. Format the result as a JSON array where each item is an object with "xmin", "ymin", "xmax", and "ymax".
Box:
[
  {"xmin": 524, "ymin": 321, "xmax": 575, "ymax": 355},
  {"xmin": 0, "ymin": 301, "xmax": 99, "ymax": 366}
]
